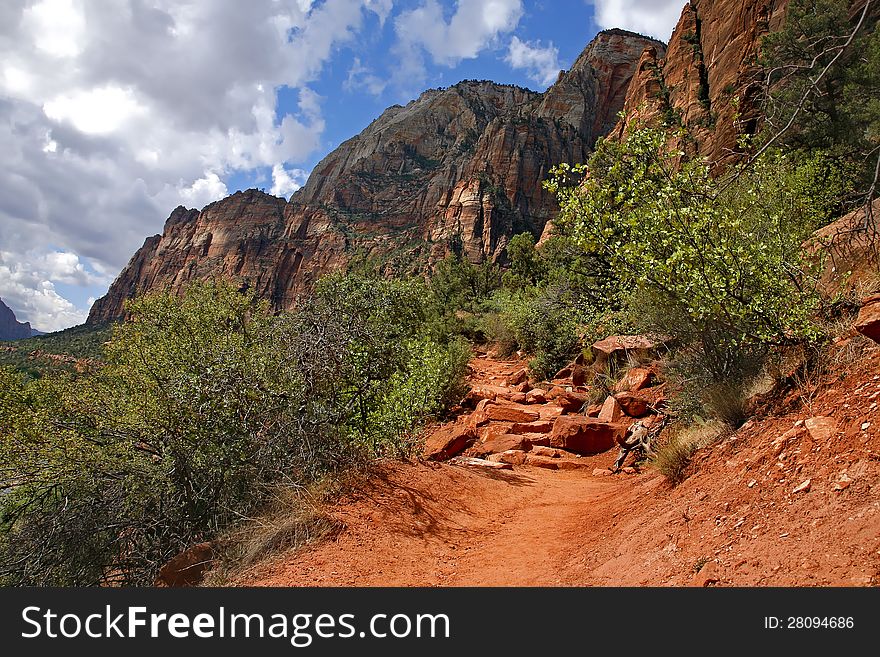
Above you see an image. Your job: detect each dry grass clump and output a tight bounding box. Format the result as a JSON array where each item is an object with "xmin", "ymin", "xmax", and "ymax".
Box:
[{"xmin": 651, "ymin": 420, "xmax": 728, "ymax": 485}]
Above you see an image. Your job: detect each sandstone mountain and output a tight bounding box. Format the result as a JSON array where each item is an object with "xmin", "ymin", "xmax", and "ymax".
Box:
[
  {"xmin": 0, "ymin": 298, "xmax": 36, "ymax": 341},
  {"xmin": 87, "ymin": 29, "xmax": 663, "ymax": 323},
  {"xmin": 611, "ymin": 0, "xmax": 788, "ymax": 167}
]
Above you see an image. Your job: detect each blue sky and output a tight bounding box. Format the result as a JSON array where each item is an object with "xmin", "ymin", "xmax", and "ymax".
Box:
[{"xmin": 0, "ymin": 0, "xmax": 684, "ymax": 331}]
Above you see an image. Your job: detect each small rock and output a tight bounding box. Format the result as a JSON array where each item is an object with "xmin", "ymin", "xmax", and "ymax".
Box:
[
  {"xmin": 424, "ymin": 425, "xmax": 477, "ymax": 461},
  {"xmin": 156, "ymin": 542, "xmax": 215, "ymax": 587},
  {"xmin": 792, "ymin": 479, "xmax": 812, "ymax": 494},
  {"xmin": 622, "ymin": 466, "xmax": 636, "ymax": 475},
  {"xmin": 449, "ymin": 456, "xmax": 513, "ymax": 470},
  {"xmin": 592, "ymin": 468, "xmax": 613, "ymax": 477},
  {"xmin": 691, "ymin": 560, "xmax": 722, "ymax": 587},
  {"xmin": 505, "ymin": 368, "xmax": 529, "ymax": 386},
  {"xmin": 861, "ymin": 422, "xmax": 871, "ymax": 431},
  {"xmin": 747, "ymin": 479, "xmax": 757, "ymax": 488},
  {"xmin": 510, "ymin": 419, "xmax": 554, "ymax": 435},
  {"xmin": 614, "ymin": 367, "xmax": 655, "ymax": 393},
  {"xmin": 613, "ymin": 392, "xmax": 650, "ymax": 418},
  {"xmin": 484, "ymin": 403, "xmax": 540, "ymax": 424},
  {"xmin": 557, "ymin": 391, "xmax": 590, "ymax": 413},
  {"xmin": 805, "ymin": 417, "xmax": 837, "ymax": 441},
  {"xmin": 833, "ymin": 473, "xmax": 852, "ymax": 491},
  {"xmin": 598, "ymin": 395, "xmax": 624, "ymax": 422},
  {"xmin": 487, "ymin": 450, "xmax": 529, "ymax": 466},
  {"xmin": 525, "ymin": 389, "xmax": 547, "ymax": 404}
]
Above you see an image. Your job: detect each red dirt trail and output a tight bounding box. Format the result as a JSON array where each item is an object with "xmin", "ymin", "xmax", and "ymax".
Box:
[{"xmin": 238, "ymin": 349, "xmax": 880, "ymax": 587}]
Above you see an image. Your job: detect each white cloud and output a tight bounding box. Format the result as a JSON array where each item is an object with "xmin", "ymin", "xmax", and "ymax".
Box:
[
  {"xmin": 393, "ymin": 0, "xmax": 524, "ymax": 89},
  {"xmin": 22, "ymin": 0, "xmax": 87, "ymax": 58},
  {"xmin": 345, "ymin": 57, "xmax": 388, "ymax": 96},
  {"xmin": 0, "ymin": 251, "xmax": 97, "ymax": 331},
  {"xmin": 589, "ymin": 0, "xmax": 683, "ymax": 42},
  {"xmin": 505, "ymin": 36, "xmax": 561, "ymax": 88},
  {"xmin": 270, "ymin": 164, "xmax": 309, "ymax": 198},
  {"xmin": 43, "ymin": 85, "xmax": 146, "ymax": 135},
  {"xmin": 179, "ymin": 173, "xmax": 229, "ymax": 210},
  {"xmin": 0, "ymin": 0, "xmax": 384, "ymax": 331}
]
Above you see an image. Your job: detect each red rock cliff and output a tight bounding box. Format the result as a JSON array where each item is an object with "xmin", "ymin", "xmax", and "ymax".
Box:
[
  {"xmin": 612, "ymin": 0, "xmax": 788, "ymax": 166},
  {"xmin": 88, "ymin": 29, "xmax": 663, "ymax": 323}
]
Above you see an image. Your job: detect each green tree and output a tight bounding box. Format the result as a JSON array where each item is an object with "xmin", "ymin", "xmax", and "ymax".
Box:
[{"xmin": 546, "ymin": 125, "xmax": 843, "ymax": 381}]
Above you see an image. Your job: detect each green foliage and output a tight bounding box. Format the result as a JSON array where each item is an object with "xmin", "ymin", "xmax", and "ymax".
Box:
[
  {"xmin": 426, "ymin": 249, "xmax": 502, "ymax": 342},
  {"xmin": 0, "ymin": 323, "xmax": 112, "ymax": 378},
  {"xmin": 548, "ymin": 125, "xmax": 841, "ymax": 383},
  {"xmin": 0, "ymin": 277, "xmax": 468, "ymax": 586},
  {"xmin": 761, "ymin": 0, "xmax": 879, "ymax": 193}
]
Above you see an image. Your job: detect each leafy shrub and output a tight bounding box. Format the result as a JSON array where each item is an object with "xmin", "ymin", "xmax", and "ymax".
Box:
[
  {"xmin": 547, "ymin": 125, "xmax": 843, "ymax": 385},
  {"xmin": 0, "ymin": 276, "xmax": 468, "ymax": 586}
]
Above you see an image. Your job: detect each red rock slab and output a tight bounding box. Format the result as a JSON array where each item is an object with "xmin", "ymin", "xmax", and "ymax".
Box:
[{"xmin": 549, "ymin": 416, "xmax": 624, "ymax": 455}]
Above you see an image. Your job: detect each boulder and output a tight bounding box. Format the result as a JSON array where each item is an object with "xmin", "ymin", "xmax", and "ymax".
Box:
[
  {"xmin": 525, "ymin": 389, "xmax": 547, "ymax": 404},
  {"xmin": 155, "ymin": 542, "xmax": 214, "ymax": 587},
  {"xmin": 614, "ymin": 367, "xmax": 655, "ymax": 392},
  {"xmin": 487, "ymin": 450, "xmax": 529, "ymax": 466},
  {"xmin": 525, "ymin": 454, "xmax": 560, "ymax": 470},
  {"xmin": 484, "ymin": 403, "xmax": 540, "ymax": 424},
  {"xmin": 592, "ymin": 335, "xmax": 668, "ymax": 371},
  {"xmin": 854, "ymin": 293, "xmax": 880, "ymax": 343},
  {"xmin": 511, "ymin": 419, "xmax": 554, "ymax": 435},
  {"xmin": 424, "ymin": 425, "xmax": 477, "ymax": 461},
  {"xmin": 509, "ymin": 393, "xmax": 528, "ymax": 404},
  {"xmin": 614, "ymin": 392, "xmax": 651, "ymax": 418},
  {"xmin": 549, "ymin": 416, "xmax": 623, "ymax": 455},
  {"xmin": 557, "ymin": 391, "xmax": 590, "ymax": 413},
  {"xmin": 472, "ymin": 434, "xmax": 530, "ymax": 456},
  {"xmin": 586, "ymin": 403, "xmax": 603, "ymax": 418},
  {"xmin": 598, "ymin": 395, "xmax": 623, "ymax": 422}
]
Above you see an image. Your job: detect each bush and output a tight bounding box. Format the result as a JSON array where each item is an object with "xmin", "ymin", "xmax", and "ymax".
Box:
[
  {"xmin": 0, "ymin": 276, "xmax": 469, "ymax": 586},
  {"xmin": 547, "ymin": 125, "xmax": 843, "ymax": 385}
]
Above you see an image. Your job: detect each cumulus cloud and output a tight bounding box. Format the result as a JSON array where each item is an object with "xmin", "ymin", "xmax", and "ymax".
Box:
[
  {"xmin": 0, "ymin": 250, "xmax": 108, "ymax": 331},
  {"xmin": 271, "ymin": 164, "xmax": 310, "ymax": 198},
  {"xmin": 589, "ymin": 0, "xmax": 683, "ymax": 42},
  {"xmin": 0, "ymin": 0, "xmax": 386, "ymax": 330},
  {"xmin": 393, "ymin": 0, "xmax": 523, "ymax": 89},
  {"xmin": 505, "ymin": 36, "xmax": 561, "ymax": 88}
]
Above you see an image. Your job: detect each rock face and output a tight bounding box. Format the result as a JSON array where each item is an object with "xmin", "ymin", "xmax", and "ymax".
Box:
[
  {"xmin": 612, "ymin": 0, "xmax": 789, "ymax": 167},
  {"xmin": 0, "ymin": 298, "xmax": 34, "ymax": 340},
  {"xmin": 855, "ymin": 294, "xmax": 880, "ymax": 344},
  {"xmin": 88, "ymin": 30, "xmax": 664, "ymax": 323}
]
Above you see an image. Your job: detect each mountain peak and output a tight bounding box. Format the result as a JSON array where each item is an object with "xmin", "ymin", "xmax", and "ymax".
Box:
[{"xmin": 0, "ymin": 298, "xmax": 37, "ymax": 340}]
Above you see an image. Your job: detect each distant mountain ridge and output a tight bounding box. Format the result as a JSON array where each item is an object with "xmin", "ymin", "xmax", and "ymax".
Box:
[
  {"xmin": 0, "ymin": 298, "xmax": 40, "ymax": 340},
  {"xmin": 87, "ymin": 29, "xmax": 664, "ymax": 323}
]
